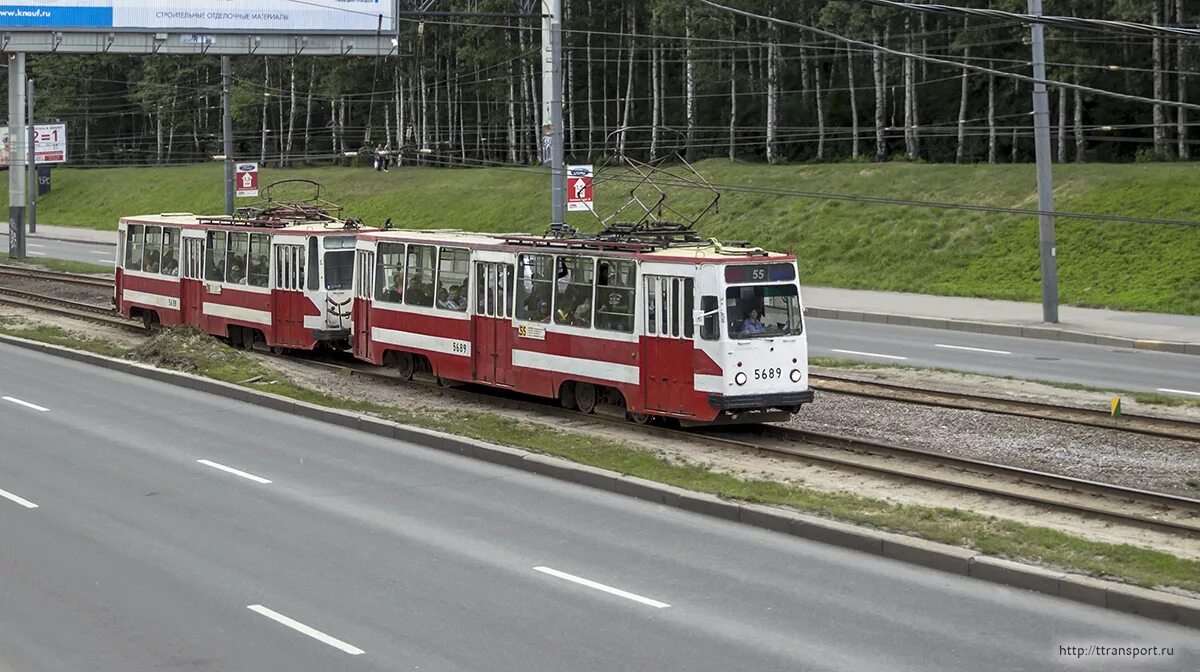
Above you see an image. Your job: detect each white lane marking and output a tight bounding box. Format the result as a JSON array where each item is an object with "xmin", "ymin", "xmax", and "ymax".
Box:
[
  {"xmin": 27, "ymin": 251, "xmax": 46, "ymax": 257},
  {"xmin": 89, "ymin": 250, "xmax": 110, "ymax": 256},
  {"xmin": 100, "ymin": 260, "xmax": 116, "ymax": 265},
  {"xmin": 196, "ymin": 459, "xmax": 272, "ymax": 484},
  {"xmin": 1158, "ymin": 388, "xmax": 1200, "ymax": 398},
  {"xmin": 247, "ymin": 605, "xmax": 364, "ymax": 655},
  {"xmin": 533, "ymin": 566, "xmax": 671, "ymax": 609},
  {"xmin": 0, "ymin": 487, "xmax": 39, "ymax": 509},
  {"xmin": 830, "ymin": 349, "xmax": 908, "ymax": 361},
  {"xmin": 27, "ymin": 243, "xmax": 44, "ymax": 248},
  {"xmin": 2, "ymin": 396, "xmax": 49, "ymax": 412},
  {"xmin": 935, "ymin": 343, "xmax": 1012, "ymax": 356}
]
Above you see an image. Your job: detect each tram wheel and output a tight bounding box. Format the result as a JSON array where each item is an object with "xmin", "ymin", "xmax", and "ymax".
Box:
[
  {"xmin": 141, "ymin": 310, "xmax": 160, "ymax": 331},
  {"xmin": 574, "ymin": 382, "xmax": 597, "ymax": 415},
  {"xmin": 393, "ymin": 352, "xmax": 415, "ymax": 380},
  {"xmin": 628, "ymin": 412, "xmax": 651, "ymax": 425},
  {"xmin": 240, "ymin": 328, "xmax": 257, "ymax": 351}
]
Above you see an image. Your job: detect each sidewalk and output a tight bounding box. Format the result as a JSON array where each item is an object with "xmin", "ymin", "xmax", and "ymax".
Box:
[
  {"xmin": 805, "ymin": 287, "xmax": 1200, "ymax": 355},
  {"xmin": 27, "ymin": 224, "xmax": 117, "ymax": 246}
]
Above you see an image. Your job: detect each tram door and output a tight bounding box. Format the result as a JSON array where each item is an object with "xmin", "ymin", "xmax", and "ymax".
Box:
[
  {"xmin": 272, "ymin": 243, "xmax": 306, "ymax": 346},
  {"xmin": 641, "ymin": 276, "xmax": 695, "ymax": 415},
  {"xmin": 352, "ymin": 249, "xmax": 376, "ymax": 358},
  {"xmin": 180, "ymin": 237, "xmax": 205, "ymax": 326},
  {"xmin": 473, "ymin": 262, "xmax": 515, "ymax": 386}
]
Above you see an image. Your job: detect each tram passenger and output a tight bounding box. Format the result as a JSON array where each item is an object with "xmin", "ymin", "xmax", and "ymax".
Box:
[
  {"xmin": 597, "ymin": 291, "xmax": 631, "ymax": 331},
  {"xmin": 383, "ymin": 273, "xmax": 404, "ymax": 302},
  {"xmin": 161, "ymin": 248, "xmax": 178, "ymax": 276},
  {"xmin": 249, "ymin": 254, "xmax": 269, "ymax": 284},
  {"xmin": 571, "ymin": 301, "xmax": 591, "ymax": 328},
  {"xmin": 143, "ymin": 248, "xmax": 160, "ymax": 274},
  {"xmin": 444, "ymin": 285, "xmax": 466, "ymax": 311},
  {"xmin": 436, "ymin": 287, "xmax": 450, "ymax": 308}
]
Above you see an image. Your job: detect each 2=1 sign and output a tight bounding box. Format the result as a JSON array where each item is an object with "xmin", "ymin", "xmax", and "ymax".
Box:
[
  {"xmin": 235, "ymin": 163, "xmax": 259, "ymax": 198},
  {"xmin": 566, "ymin": 165, "xmax": 593, "ymax": 212}
]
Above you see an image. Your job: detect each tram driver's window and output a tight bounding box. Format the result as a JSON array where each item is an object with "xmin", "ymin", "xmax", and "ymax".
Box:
[
  {"xmin": 205, "ymin": 231, "xmax": 226, "ymax": 282},
  {"xmin": 126, "ymin": 225, "xmax": 144, "ymax": 271},
  {"xmin": 596, "ymin": 259, "xmax": 635, "ymax": 333},
  {"xmin": 515, "ymin": 254, "xmax": 553, "ymax": 323}
]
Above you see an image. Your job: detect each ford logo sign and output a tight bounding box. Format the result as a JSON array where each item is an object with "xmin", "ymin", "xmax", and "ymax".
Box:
[{"xmin": 237, "ymin": 163, "xmax": 257, "ymax": 171}]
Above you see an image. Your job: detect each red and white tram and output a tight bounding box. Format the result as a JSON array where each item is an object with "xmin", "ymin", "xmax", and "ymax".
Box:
[
  {"xmin": 351, "ymin": 228, "xmax": 814, "ymax": 424},
  {"xmin": 116, "ymin": 212, "xmax": 366, "ymax": 350}
]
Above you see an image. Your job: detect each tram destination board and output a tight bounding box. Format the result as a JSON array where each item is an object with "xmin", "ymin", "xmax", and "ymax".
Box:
[
  {"xmin": 0, "ymin": 1, "xmax": 393, "ymax": 33},
  {"xmin": 724, "ymin": 263, "xmax": 796, "ymax": 284}
]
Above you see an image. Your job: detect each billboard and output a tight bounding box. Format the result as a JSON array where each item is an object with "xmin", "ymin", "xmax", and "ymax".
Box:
[
  {"xmin": 0, "ymin": 123, "xmax": 68, "ymax": 166},
  {"xmin": 0, "ymin": 1, "xmax": 390, "ymax": 33}
]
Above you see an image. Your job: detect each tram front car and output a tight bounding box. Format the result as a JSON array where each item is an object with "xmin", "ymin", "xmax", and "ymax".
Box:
[{"xmin": 695, "ymin": 257, "xmax": 813, "ymax": 423}]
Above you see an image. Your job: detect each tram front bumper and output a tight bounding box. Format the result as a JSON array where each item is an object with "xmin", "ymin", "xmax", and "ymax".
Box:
[
  {"xmin": 707, "ymin": 390, "xmax": 816, "ymax": 411},
  {"xmin": 312, "ymin": 327, "xmax": 351, "ymax": 342}
]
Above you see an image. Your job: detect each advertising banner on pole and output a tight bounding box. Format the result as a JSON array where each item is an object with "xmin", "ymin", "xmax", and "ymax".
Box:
[
  {"xmin": 0, "ymin": 123, "xmax": 67, "ymax": 165},
  {"xmin": 0, "ymin": 1, "xmax": 390, "ymax": 33},
  {"xmin": 235, "ymin": 162, "xmax": 259, "ymax": 198},
  {"xmin": 566, "ymin": 164, "xmax": 593, "ymax": 212}
]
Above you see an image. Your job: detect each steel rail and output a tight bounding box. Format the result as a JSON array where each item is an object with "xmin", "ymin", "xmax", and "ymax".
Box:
[
  {"xmin": 0, "ymin": 264, "xmax": 114, "ymax": 288},
  {"xmin": 810, "ymin": 373, "xmax": 1200, "ymax": 443},
  {"xmin": 0, "ymin": 287, "xmax": 146, "ymax": 333}
]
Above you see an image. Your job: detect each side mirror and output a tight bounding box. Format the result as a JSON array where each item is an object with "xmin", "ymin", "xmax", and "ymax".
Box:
[{"xmin": 692, "ymin": 309, "xmax": 706, "ymax": 327}]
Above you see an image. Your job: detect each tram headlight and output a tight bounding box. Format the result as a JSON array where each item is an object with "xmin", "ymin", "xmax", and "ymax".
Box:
[
  {"xmin": 790, "ymin": 369, "xmax": 802, "ymax": 383},
  {"xmin": 735, "ymin": 372, "xmax": 748, "ymax": 386}
]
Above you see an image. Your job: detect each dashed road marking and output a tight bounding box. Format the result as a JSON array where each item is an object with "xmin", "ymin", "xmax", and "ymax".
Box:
[
  {"xmin": 247, "ymin": 605, "xmax": 364, "ymax": 655},
  {"xmin": 831, "ymin": 349, "xmax": 908, "ymax": 361},
  {"xmin": 2, "ymin": 396, "xmax": 49, "ymax": 412},
  {"xmin": 0, "ymin": 487, "xmax": 38, "ymax": 509},
  {"xmin": 1157, "ymin": 388, "xmax": 1200, "ymax": 398},
  {"xmin": 935, "ymin": 343, "xmax": 1012, "ymax": 355},
  {"xmin": 534, "ymin": 566, "xmax": 670, "ymax": 609},
  {"xmin": 196, "ymin": 459, "xmax": 272, "ymax": 484}
]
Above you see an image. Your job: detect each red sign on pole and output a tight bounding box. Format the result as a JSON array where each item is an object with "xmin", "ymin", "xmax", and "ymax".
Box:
[
  {"xmin": 235, "ymin": 162, "xmax": 259, "ymax": 198},
  {"xmin": 566, "ymin": 164, "xmax": 593, "ymax": 212}
]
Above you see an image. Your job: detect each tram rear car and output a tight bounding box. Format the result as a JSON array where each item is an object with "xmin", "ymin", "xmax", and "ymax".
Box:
[
  {"xmin": 116, "ymin": 213, "xmax": 363, "ymax": 350},
  {"xmin": 351, "ymin": 230, "xmax": 813, "ymax": 424}
]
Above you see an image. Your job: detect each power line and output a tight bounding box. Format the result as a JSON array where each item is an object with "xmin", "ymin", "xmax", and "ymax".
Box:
[
  {"xmin": 696, "ymin": 0, "xmax": 1200, "ymax": 114},
  {"xmin": 838, "ymin": 1, "xmax": 1200, "ymax": 40}
]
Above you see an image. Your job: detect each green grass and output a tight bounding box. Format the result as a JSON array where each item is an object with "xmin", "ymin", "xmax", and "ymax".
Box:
[
  {"xmin": 9, "ymin": 161, "xmax": 1200, "ymax": 314},
  {"xmin": 1, "ymin": 322, "xmax": 1197, "ymax": 594},
  {"xmin": 0, "ymin": 252, "xmax": 115, "ymax": 275}
]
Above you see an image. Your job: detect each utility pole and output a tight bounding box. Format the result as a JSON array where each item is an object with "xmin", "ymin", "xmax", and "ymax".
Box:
[
  {"xmin": 222, "ymin": 55, "xmax": 235, "ymax": 216},
  {"xmin": 1029, "ymin": 0, "xmax": 1058, "ymax": 323},
  {"xmin": 542, "ymin": 0, "xmax": 565, "ymax": 229},
  {"xmin": 7, "ymin": 52, "xmax": 26, "ymax": 259},
  {"xmin": 27, "ymin": 77, "xmax": 36, "ymax": 233}
]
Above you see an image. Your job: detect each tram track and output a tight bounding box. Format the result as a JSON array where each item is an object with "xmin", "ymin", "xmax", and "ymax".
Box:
[
  {"xmin": 811, "ymin": 373, "xmax": 1200, "ymax": 443},
  {"xmin": 0, "ymin": 263, "xmax": 114, "ymax": 288},
  {"xmin": 273, "ymin": 354, "xmax": 1200, "ymax": 538},
  {"xmin": 3, "ymin": 279, "xmax": 1199, "ymax": 535}
]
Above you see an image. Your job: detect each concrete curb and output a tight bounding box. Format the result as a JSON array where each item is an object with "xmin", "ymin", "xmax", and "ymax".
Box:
[
  {"xmin": 805, "ymin": 306, "xmax": 1200, "ymax": 357},
  {"xmin": 2, "ymin": 332, "xmax": 1197, "ymax": 629}
]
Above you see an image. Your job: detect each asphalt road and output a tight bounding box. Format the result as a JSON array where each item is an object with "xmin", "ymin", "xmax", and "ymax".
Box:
[
  {"xmin": 0, "ymin": 233, "xmax": 115, "ymax": 265},
  {"xmin": 0, "ymin": 343, "xmax": 1197, "ymax": 671},
  {"xmin": 807, "ymin": 317, "xmax": 1200, "ymax": 398},
  {"xmin": 2, "ymin": 234, "xmax": 1199, "ymax": 397}
]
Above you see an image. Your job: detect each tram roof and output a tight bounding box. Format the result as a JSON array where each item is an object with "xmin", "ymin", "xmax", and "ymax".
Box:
[
  {"xmin": 120, "ymin": 213, "xmax": 370, "ymax": 234},
  {"xmin": 360, "ymin": 228, "xmax": 793, "ymax": 262}
]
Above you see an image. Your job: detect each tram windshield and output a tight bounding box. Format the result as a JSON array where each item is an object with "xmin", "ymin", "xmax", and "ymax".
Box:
[{"xmin": 725, "ymin": 284, "xmax": 803, "ymax": 339}]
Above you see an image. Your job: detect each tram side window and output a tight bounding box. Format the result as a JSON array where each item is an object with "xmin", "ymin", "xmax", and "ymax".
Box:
[
  {"xmin": 248, "ymin": 234, "xmax": 271, "ymax": 288},
  {"xmin": 682, "ymin": 279, "xmax": 695, "ymax": 338},
  {"xmin": 142, "ymin": 226, "xmax": 162, "ymax": 274},
  {"xmin": 161, "ymin": 227, "xmax": 181, "ymax": 276},
  {"xmin": 307, "ymin": 237, "xmax": 320, "ymax": 291},
  {"xmin": 375, "ymin": 242, "xmax": 405, "ymax": 303},
  {"xmin": 126, "ymin": 225, "xmax": 144, "ymax": 271},
  {"xmin": 700, "ymin": 295, "xmax": 720, "ymax": 340},
  {"xmin": 226, "ymin": 232, "xmax": 249, "ymax": 285},
  {"xmin": 205, "ymin": 231, "xmax": 227, "ymax": 281},
  {"xmin": 515, "ymin": 253, "xmax": 553, "ymax": 323},
  {"xmin": 552, "ymin": 256, "xmax": 594, "ymax": 328},
  {"xmin": 405, "ymin": 244, "xmax": 437, "ymax": 307},
  {"xmin": 595, "ymin": 259, "xmax": 635, "ymax": 333},
  {"xmin": 436, "ymin": 247, "xmax": 470, "ymax": 311}
]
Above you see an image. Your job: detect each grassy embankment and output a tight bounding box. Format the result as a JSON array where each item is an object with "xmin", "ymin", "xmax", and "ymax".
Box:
[
  {"xmin": 0, "ymin": 318, "xmax": 1197, "ymax": 595},
  {"xmin": 8, "ymin": 161, "xmax": 1200, "ymax": 315}
]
